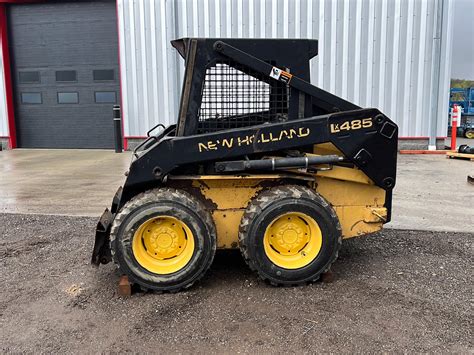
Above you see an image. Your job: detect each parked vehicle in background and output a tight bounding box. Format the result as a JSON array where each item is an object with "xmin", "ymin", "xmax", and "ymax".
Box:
[{"xmin": 449, "ymin": 87, "xmax": 474, "ymax": 139}]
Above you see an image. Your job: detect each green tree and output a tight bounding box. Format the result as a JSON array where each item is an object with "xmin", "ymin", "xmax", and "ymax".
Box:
[{"xmin": 451, "ymin": 79, "xmax": 474, "ymax": 88}]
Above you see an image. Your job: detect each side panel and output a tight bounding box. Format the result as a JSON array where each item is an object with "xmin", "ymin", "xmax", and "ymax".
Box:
[
  {"xmin": 172, "ymin": 172, "xmax": 386, "ymax": 249},
  {"xmin": 333, "ymin": 206, "xmax": 387, "ymax": 238},
  {"xmin": 189, "ymin": 178, "xmax": 264, "ymax": 249},
  {"xmin": 315, "ymin": 176, "xmax": 387, "ymax": 238}
]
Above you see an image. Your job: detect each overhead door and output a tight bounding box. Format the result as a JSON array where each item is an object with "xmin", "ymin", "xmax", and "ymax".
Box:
[{"xmin": 8, "ymin": 0, "xmax": 120, "ymax": 148}]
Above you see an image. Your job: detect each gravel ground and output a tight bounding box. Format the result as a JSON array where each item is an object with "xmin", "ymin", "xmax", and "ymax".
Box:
[{"xmin": 0, "ymin": 213, "xmax": 472, "ymax": 353}]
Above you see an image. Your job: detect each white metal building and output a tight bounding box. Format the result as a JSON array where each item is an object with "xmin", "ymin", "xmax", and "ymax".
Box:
[{"xmin": 0, "ymin": 0, "xmax": 454, "ymax": 150}]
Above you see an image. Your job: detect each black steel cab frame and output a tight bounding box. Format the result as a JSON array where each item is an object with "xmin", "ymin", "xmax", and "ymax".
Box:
[{"xmin": 92, "ymin": 38, "xmax": 398, "ymax": 265}]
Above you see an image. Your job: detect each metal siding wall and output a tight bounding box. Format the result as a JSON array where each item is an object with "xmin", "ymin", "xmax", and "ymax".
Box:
[
  {"xmin": 436, "ymin": 0, "xmax": 454, "ymax": 137},
  {"xmin": 117, "ymin": 0, "xmax": 453, "ymax": 139},
  {"xmin": 0, "ymin": 37, "xmax": 8, "ymax": 137}
]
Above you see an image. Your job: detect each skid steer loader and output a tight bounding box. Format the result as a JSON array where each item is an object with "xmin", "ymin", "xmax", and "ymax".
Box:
[{"xmin": 91, "ymin": 38, "xmax": 398, "ymax": 292}]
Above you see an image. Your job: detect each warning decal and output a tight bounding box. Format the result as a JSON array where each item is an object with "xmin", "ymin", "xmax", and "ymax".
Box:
[
  {"xmin": 279, "ymin": 71, "xmax": 292, "ymax": 84},
  {"xmin": 269, "ymin": 67, "xmax": 282, "ymax": 80},
  {"xmin": 269, "ymin": 66, "xmax": 292, "ymax": 84}
]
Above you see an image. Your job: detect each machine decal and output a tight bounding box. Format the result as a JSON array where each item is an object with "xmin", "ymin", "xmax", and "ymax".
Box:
[
  {"xmin": 269, "ymin": 66, "xmax": 292, "ymax": 84},
  {"xmin": 330, "ymin": 118, "xmax": 373, "ymax": 133},
  {"xmin": 198, "ymin": 127, "xmax": 310, "ymax": 152}
]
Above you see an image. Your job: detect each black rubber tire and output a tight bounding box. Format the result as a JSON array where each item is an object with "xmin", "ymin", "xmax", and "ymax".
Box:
[
  {"xmin": 110, "ymin": 188, "xmax": 217, "ymax": 292},
  {"xmin": 239, "ymin": 185, "xmax": 342, "ymax": 286}
]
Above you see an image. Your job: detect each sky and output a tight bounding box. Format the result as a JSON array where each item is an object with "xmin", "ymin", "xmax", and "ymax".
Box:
[{"xmin": 451, "ymin": 0, "xmax": 474, "ymax": 80}]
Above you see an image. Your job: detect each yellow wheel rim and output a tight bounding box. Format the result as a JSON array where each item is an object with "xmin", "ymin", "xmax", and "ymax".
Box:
[
  {"xmin": 263, "ymin": 212, "xmax": 322, "ymax": 269},
  {"xmin": 466, "ymin": 130, "xmax": 474, "ymax": 139},
  {"xmin": 132, "ymin": 216, "xmax": 195, "ymax": 274}
]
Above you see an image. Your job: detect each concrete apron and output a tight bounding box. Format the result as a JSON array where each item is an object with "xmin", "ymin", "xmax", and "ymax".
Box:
[
  {"xmin": 388, "ymin": 154, "xmax": 473, "ymax": 233},
  {"xmin": 0, "ymin": 149, "xmax": 472, "ymax": 233},
  {"xmin": 0, "ymin": 149, "xmax": 131, "ymax": 217}
]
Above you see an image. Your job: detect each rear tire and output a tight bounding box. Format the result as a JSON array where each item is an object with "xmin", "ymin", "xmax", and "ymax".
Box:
[
  {"xmin": 110, "ymin": 188, "xmax": 216, "ymax": 292},
  {"xmin": 239, "ymin": 185, "xmax": 341, "ymax": 286}
]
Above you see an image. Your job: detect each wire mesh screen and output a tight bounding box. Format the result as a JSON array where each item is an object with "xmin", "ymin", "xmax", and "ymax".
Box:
[{"xmin": 197, "ymin": 62, "xmax": 289, "ymax": 133}]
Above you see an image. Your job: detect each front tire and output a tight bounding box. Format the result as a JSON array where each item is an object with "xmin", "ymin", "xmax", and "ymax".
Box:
[
  {"xmin": 110, "ymin": 188, "xmax": 216, "ymax": 292},
  {"xmin": 239, "ymin": 185, "xmax": 341, "ymax": 286}
]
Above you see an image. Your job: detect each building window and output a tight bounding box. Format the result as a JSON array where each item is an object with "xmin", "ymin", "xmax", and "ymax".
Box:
[
  {"xmin": 19, "ymin": 71, "xmax": 40, "ymax": 84},
  {"xmin": 93, "ymin": 69, "xmax": 114, "ymax": 81},
  {"xmin": 95, "ymin": 91, "xmax": 116, "ymax": 103},
  {"xmin": 21, "ymin": 92, "xmax": 42, "ymax": 104},
  {"xmin": 56, "ymin": 70, "xmax": 77, "ymax": 82},
  {"xmin": 57, "ymin": 92, "xmax": 79, "ymax": 104}
]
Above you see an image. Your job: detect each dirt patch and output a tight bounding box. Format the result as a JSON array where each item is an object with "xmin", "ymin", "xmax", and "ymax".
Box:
[{"xmin": 0, "ymin": 213, "xmax": 472, "ymax": 353}]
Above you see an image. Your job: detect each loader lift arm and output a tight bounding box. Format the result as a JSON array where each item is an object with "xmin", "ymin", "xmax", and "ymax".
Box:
[{"xmin": 123, "ymin": 108, "xmax": 397, "ymax": 198}]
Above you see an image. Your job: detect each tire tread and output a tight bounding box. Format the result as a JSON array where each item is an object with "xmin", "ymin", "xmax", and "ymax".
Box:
[
  {"xmin": 238, "ymin": 185, "xmax": 342, "ymax": 286},
  {"xmin": 110, "ymin": 188, "xmax": 216, "ymax": 292}
]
